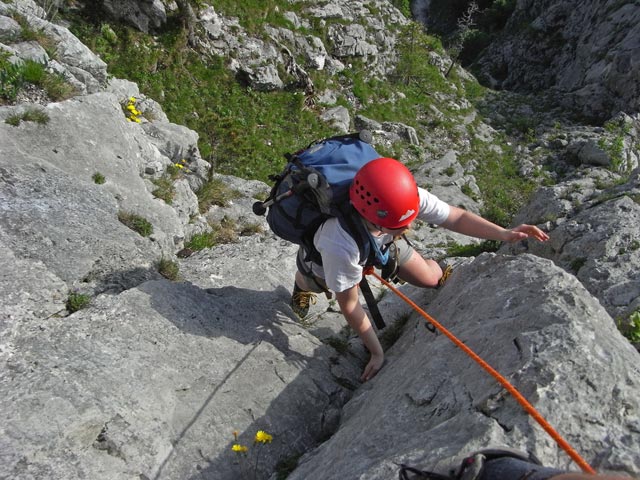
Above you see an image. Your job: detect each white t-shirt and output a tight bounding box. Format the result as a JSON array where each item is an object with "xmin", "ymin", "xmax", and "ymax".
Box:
[{"xmin": 311, "ymin": 187, "xmax": 450, "ymax": 292}]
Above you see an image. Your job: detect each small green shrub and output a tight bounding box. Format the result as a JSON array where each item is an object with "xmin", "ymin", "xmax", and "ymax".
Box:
[
  {"xmin": 5, "ymin": 114, "xmax": 21, "ymax": 126},
  {"xmin": 92, "ymin": 172, "xmax": 106, "ymax": 184},
  {"xmin": 620, "ymin": 310, "xmax": 640, "ymax": 343},
  {"xmin": 67, "ymin": 292, "xmax": 90, "ymax": 313},
  {"xmin": 21, "ymin": 59, "xmax": 46, "ymax": 84},
  {"xmin": 185, "ymin": 231, "xmax": 217, "ymax": 251},
  {"xmin": 0, "ymin": 54, "xmax": 24, "ymax": 102},
  {"xmin": 443, "ymin": 166, "xmax": 456, "ymax": 177},
  {"xmin": 599, "ymin": 118, "xmax": 631, "ymax": 173},
  {"xmin": 100, "ymin": 23, "xmax": 118, "ymax": 44},
  {"xmin": 158, "ymin": 257, "xmax": 179, "ymax": 280},
  {"xmin": 460, "ymin": 182, "xmax": 478, "ymax": 200},
  {"xmin": 117, "ymin": 210, "xmax": 154, "ymax": 237}
]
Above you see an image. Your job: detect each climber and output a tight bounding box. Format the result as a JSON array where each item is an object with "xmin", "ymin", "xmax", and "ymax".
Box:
[
  {"xmin": 399, "ymin": 447, "xmax": 637, "ymax": 479},
  {"xmin": 291, "ymin": 157, "xmax": 549, "ymax": 382}
]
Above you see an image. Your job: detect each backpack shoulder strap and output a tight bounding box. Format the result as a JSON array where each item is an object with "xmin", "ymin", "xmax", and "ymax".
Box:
[{"xmin": 336, "ymin": 204, "xmax": 374, "ymax": 266}]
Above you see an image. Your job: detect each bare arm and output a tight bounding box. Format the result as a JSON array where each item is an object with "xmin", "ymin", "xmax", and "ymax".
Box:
[
  {"xmin": 440, "ymin": 206, "xmax": 550, "ymax": 243},
  {"xmin": 335, "ymin": 285, "xmax": 384, "ymax": 381}
]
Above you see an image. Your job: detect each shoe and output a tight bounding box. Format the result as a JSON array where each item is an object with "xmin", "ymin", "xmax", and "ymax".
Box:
[
  {"xmin": 291, "ymin": 283, "xmax": 317, "ymax": 319},
  {"xmin": 437, "ymin": 265, "xmax": 453, "ymax": 288}
]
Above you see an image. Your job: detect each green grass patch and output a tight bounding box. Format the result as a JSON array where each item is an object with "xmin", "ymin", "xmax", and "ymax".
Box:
[
  {"xmin": 69, "ymin": 18, "xmax": 335, "ymax": 182},
  {"xmin": 323, "ymin": 336, "xmax": 350, "ymax": 354},
  {"xmin": 446, "ymin": 240, "xmax": 500, "ymax": 257},
  {"xmin": 63, "ymin": 2, "xmax": 535, "ymax": 228},
  {"xmin": 197, "ymin": 177, "xmax": 243, "ymax": 213},
  {"xmin": 158, "ymin": 257, "xmax": 179, "ymax": 280},
  {"xmin": 151, "ymin": 176, "xmax": 176, "ymax": 205},
  {"xmin": 117, "ymin": 210, "xmax": 154, "ymax": 237},
  {"xmin": 5, "ymin": 108, "xmax": 50, "ymax": 126},
  {"xmin": 67, "ymin": 292, "xmax": 90, "ymax": 313},
  {"xmin": 0, "ymin": 54, "xmax": 76, "ymax": 104},
  {"xmin": 461, "ymin": 137, "xmax": 537, "ymax": 227},
  {"xmin": 67, "ymin": 11, "xmax": 458, "ymax": 183},
  {"xmin": 185, "ymin": 217, "xmax": 239, "ymax": 251},
  {"xmin": 92, "ymin": 172, "xmax": 106, "ymax": 184},
  {"xmin": 212, "ymin": 0, "xmax": 302, "ymax": 33}
]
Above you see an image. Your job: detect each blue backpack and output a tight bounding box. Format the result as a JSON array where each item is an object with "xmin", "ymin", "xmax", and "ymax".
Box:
[{"xmin": 253, "ymin": 131, "xmax": 381, "ymax": 265}]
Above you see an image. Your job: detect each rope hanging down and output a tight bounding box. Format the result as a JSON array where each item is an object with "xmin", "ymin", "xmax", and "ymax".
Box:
[{"xmin": 364, "ymin": 267, "xmax": 596, "ymax": 475}]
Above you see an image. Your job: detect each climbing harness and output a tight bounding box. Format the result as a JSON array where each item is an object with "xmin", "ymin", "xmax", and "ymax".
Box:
[{"xmin": 363, "ymin": 267, "xmax": 596, "ymax": 475}]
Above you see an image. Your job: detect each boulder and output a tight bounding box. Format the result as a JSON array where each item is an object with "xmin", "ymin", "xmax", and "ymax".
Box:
[
  {"xmin": 0, "ymin": 92, "xmax": 209, "ymax": 294},
  {"xmin": 503, "ymin": 169, "xmax": 640, "ymax": 323},
  {"xmin": 286, "ymin": 254, "xmax": 640, "ymax": 479},
  {"xmin": 101, "ymin": 0, "xmax": 167, "ymax": 33}
]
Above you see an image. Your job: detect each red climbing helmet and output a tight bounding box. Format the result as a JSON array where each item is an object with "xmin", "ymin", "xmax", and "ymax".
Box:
[{"xmin": 349, "ymin": 157, "xmax": 419, "ymax": 229}]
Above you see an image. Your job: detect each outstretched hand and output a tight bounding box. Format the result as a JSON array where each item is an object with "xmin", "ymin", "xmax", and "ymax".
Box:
[{"xmin": 504, "ymin": 224, "xmax": 550, "ymax": 243}]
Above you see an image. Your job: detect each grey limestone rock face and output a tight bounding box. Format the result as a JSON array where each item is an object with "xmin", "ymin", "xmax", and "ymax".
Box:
[
  {"xmin": 473, "ymin": 0, "xmax": 640, "ymax": 122},
  {"xmin": 286, "ymin": 254, "xmax": 640, "ymax": 480},
  {"xmin": 1, "ymin": 1, "xmax": 639, "ymax": 479},
  {"xmin": 0, "ymin": 234, "xmax": 361, "ymax": 480},
  {"xmin": 0, "ymin": 91, "xmax": 208, "ymax": 294},
  {"xmin": 504, "ymin": 169, "xmax": 640, "ymax": 322},
  {"xmin": 0, "ymin": 0, "xmax": 108, "ymax": 95},
  {"xmin": 101, "ymin": 0, "xmax": 167, "ymax": 33}
]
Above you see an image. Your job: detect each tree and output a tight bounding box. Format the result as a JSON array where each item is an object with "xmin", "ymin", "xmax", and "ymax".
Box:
[{"xmin": 445, "ymin": 1, "xmax": 479, "ymax": 77}]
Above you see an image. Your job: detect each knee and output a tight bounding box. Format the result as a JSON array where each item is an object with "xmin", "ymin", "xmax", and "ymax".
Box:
[{"xmin": 398, "ymin": 257, "xmax": 442, "ymax": 288}]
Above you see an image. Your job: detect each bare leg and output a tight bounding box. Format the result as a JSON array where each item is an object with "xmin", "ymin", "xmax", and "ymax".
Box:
[{"xmin": 398, "ymin": 251, "xmax": 443, "ymax": 288}]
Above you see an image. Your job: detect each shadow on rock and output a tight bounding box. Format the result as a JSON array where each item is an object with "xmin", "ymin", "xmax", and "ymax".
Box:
[
  {"xmin": 138, "ymin": 280, "xmax": 304, "ymax": 357},
  {"xmin": 132, "ymin": 280, "xmax": 355, "ymax": 480}
]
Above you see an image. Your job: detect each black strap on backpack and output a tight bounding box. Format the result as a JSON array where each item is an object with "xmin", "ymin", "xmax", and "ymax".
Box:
[{"xmin": 359, "ymin": 276, "xmax": 385, "ymax": 330}]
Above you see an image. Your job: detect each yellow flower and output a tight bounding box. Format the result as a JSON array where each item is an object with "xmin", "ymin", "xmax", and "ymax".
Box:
[
  {"xmin": 129, "ymin": 96, "xmax": 136, "ymax": 103},
  {"xmin": 133, "ymin": 117, "xmax": 142, "ymax": 123},
  {"xmin": 127, "ymin": 104, "xmax": 136, "ymax": 111},
  {"xmin": 254, "ymin": 430, "xmax": 272, "ymax": 443},
  {"xmin": 231, "ymin": 444, "xmax": 248, "ymax": 453},
  {"xmin": 174, "ymin": 163, "xmax": 184, "ymax": 169}
]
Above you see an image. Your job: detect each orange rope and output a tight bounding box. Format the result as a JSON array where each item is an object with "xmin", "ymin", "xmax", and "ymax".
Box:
[{"xmin": 364, "ymin": 267, "xmax": 596, "ymax": 474}]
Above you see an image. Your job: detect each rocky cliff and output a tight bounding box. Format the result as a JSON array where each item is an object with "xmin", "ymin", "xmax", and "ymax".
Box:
[
  {"xmin": 414, "ymin": 0, "xmax": 640, "ymax": 123},
  {"xmin": 1, "ymin": 1, "xmax": 639, "ymax": 479}
]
